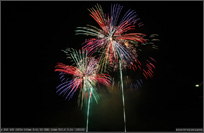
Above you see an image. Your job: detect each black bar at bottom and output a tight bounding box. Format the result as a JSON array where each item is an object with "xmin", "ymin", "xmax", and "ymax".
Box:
[{"xmin": 1, "ymin": 128, "xmax": 85, "ymax": 132}]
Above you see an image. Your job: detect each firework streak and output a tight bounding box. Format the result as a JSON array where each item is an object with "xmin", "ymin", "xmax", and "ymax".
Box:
[{"xmin": 55, "ymin": 48, "xmax": 111, "ymax": 132}]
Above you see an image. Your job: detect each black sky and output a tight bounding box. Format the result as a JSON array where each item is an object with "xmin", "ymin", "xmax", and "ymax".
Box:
[{"xmin": 1, "ymin": 1, "xmax": 203, "ymax": 132}]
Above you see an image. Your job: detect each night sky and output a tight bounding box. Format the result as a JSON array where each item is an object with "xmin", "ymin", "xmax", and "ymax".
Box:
[{"xmin": 1, "ymin": 1, "xmax": 203, "ymax": 132}]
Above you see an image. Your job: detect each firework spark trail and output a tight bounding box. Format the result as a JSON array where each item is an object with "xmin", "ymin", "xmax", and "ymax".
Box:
[
  {"xmin": 119, "ymin": 60, "xmax": 126, "ymax": 132},
  {"xmin": 55, "ymin": 49, "xmax": 111, "ymax": 132},
  {"xmin": 86, "ymin": 90, "xmax": 91, "ymax": 132}
]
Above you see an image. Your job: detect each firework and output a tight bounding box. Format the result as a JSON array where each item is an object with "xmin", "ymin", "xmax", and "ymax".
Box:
[
  {"xmin": 75, "ymin": 4, "xmax": 146, "ymax": 72},
  {"xmin": 55, "ymin": 48, "xmax": 111, "ymax": 132},
  {"xmin": 75, "ymin": 4, "xmax": 158, "ymax": 132},
  {"xmin": 75, "ymin": 4, "xmax": 146, "ymax": 132}
]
